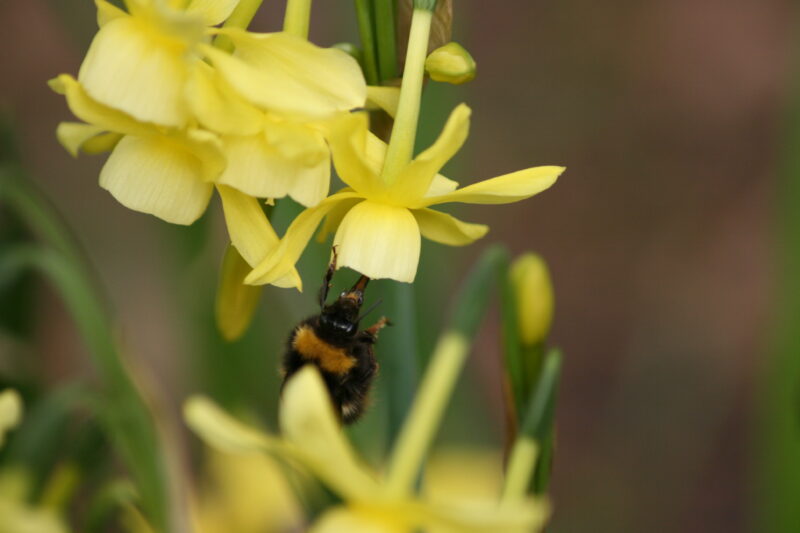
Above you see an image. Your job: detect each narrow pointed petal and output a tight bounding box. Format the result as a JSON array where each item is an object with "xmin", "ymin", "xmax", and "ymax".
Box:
[
  {"xmin": 78, "ymin": 17, "xmax": 191, "ymax": 126},
  {"xmin": 280, "ymin": 367, "xmax": 380, "ymax": 500},
  {"xmin": 96, "ymin": 0, "xmax": 127, "ymax": 27},
  {"xmin": 334, "ymin": 201, "xmax": 420, "ymax": 282},
  {"xmin": 100, "ymin": 135, "xmax": 213, "ymax": 224},
  {"xmin": 417, "ymin": 166, "xmax": 565, "ymax": 208},
  {"xmin": 325, "ymin": 113, "xmax": 384, "ymax": 196},
  {"xmin": 184, "ymin": 395, "xmax": 283, "ymax": 454},
  {"xmin": 56, "ymin": 122, "xmax": 105, "ymax": 157},
  {"xmin": 0, "ymin": 390, "xmax": 23, "ymax": 449},
  {"xmin": 186, "ymin": 0, "xmax": 240, "ymax": 26},
  {"xmin": 366, "ymin": 86, "xmax": 400, "ymax": 118},
  {"xmin": 390, "ymin": 104, "xmax": 471, "ymax": 203},
  {"xmin": 50, "ymin": 75, "xmax": 153, "ymax": 137},
  {"xmin": 413, "ymin": 208, "xmax": 488, "ymax": 246},
  {"xmin": 244, "ymin": 191, "xmax": 362, "ymax": 286},
  {"xmin": 215, "ymin": 244, "xmax": 262, "ymax": 341},
  {"xmin": 185, "ymin": 61, "xmax": 263, "ymax": 136},
  {"xmin": 425, "ymin": 174, "xmax": 458, "ymax": 197},
  {"xmin": 202, "ymin": 30, "xmax": 366, "ymax": 118},
  {"xmin": 217, "ymin": 185, "xmax": 301, "ymax": 289}
]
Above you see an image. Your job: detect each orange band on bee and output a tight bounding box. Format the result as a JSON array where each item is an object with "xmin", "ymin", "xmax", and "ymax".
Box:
[{"xmin": 292, "ymin": 325, "xmax": 357, "ymax": 374}]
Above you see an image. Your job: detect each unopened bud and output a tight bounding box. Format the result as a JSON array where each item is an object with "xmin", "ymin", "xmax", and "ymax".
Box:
[
  {"xmin": 0, "ymin": 389, "xmax": 23, "ymax": 448},
  {"xmin": 216, "ymin": 245, "xmax": 262, "ymax": 341},
  {"xmin": 425, "ymin": 42, "xmax": 476, "ymax": 84},
  {"xmin": 509, "ymin": 253, "xmax": 554, "ymax": 346}
]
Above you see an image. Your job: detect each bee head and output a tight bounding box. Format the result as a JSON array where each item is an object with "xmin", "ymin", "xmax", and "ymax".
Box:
[{"xmin": 318, "ymin": 275, "xmax": 369, "ymax": 338}]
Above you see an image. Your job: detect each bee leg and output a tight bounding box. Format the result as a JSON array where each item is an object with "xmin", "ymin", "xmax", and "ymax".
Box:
[
  {"xmin": 362, "ymin": 316, "xmax": 391, "ymax": 340},
  {"xmin": 319, "ymin": 246, "xmax": 339, "ymax": 307}
]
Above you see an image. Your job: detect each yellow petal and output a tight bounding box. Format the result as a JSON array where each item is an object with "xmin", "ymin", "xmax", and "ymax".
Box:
[
  {"xmin": 217, "ymin": 133, "xmax": 330, "ymax": 208},
  {"xmin": 216, "ymin": 185, "xmax": 301, "ymax": 289},
  {"xmin": 412, "ymin": 498, "xmax": 550, "ymax": 533},
  {"xmin": 317, "ymin": 196, "xmax": 361, "ymax": 242},
  {"xmin": 412, "ymin": 208, "xmax": 488, "ymax": 246},
  {"xmin": 100, "ymin": 135, "xmax": 213, "ymax": 224},
  {"xmin": 185, "ymin": 61, "xmax": 263, "ymax": 136},
  {"xmin": 198, "ymin": 448, "xmax": 305, "ymax": 533},
  {"xmin": 55, "ymin": 122, "xmax": 105, "ymax": 157},
  {"xmin": 202, "ymin": 30, "xmax": 366, "ymax": 118},
  {"xmin": 183, "ymin": 395, "xmax": 283, "ymax": 454},
  {"xmin": 186, "ymin": 0, "xmax": 239, "ymax": 26},
  {"xmin": 417, "ymin": 166, "xmax": 565, "ymax": 208},
  {"xmin": 509, "ymin": 254, "xmax": 554, "ymax": 346},
  {"xmin": 325, "ymin": 113, "xmax": 384, "ymax": 197},
  {"xmin": 280, "ymin": 367, "xmax": 380, "ymax": 500},
  {"xmin": 424, "ymin": 175, "xmax": 458, "ymax": 197},
  {"xmin": 78, "ymin": 16, "xmax": 191, "ymax": 127},
  {"xmin": 215, "ymin": 244, "xmax": 262, "ymax": 341},
  {"xmin": 366, "ymin": 86, "xmax": 400, "ymax": 118},
  {"xmin": 390, "ymin": 104, "xmax": 471, "ymax": 204},
  {"xmin": 82, "ymin": 132, "xmax": 124, "ymax": 154},
  {"xmin": 96, "ymin": 0, "xmax": 127, "ymax": 27},
  {"xmin": 311, "ymin": 507, "xmax": 408, "ymax": 533},
  {"xmin": 218, "ymin": 134, "xmax": 292, "ymax": 199},
  {"xmin": 50, "ymin": 74, "xmax": 152, "ymax": 137},
  {"xmin": 334, "ymin": 201, "xmax": 420, "ymax": 282},
  {"xmin": 0, "ymin": 390, "xmax": 23, "ymax": 449},
  {"xmin": 244, "ymin": 191, "xmax": 362, "ymax": 287}
]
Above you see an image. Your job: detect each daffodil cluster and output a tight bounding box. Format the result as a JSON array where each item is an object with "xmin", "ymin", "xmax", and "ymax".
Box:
[{"xmin": 53, "ymin": 0, "xmax": 563, "ymax": 288}]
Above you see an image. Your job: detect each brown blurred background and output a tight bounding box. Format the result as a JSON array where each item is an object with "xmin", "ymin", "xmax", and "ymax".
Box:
[{"xmin": 0, "ymin": 1, "xmax": 792, "ymax": 532}]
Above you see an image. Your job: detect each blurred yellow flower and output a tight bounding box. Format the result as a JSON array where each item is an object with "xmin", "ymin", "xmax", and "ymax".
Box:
[
  {"xmin": 191, "ymin": 449, "xmax": 305, "ymax": 533},
  {"xmin": 0, "ymin": 391, "xmax": 69, "ymax": 533},
  {"xmin": 185, "ymin": 367, "xmax": 548, "ymax": 532},
  {"xmin": 0, "ymin": 390, "xmax": 22, "ymax": 449},
  {"xmin": 79, "ymin": 0, "xmax": 241, "ymax": 127},
  {"xmin": 245, "ymin": 105, "xmax": 564, "ymax": 285}
]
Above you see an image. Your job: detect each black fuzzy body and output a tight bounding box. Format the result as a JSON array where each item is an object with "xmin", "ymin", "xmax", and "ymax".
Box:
[{"xmin": 283, "ymin": 314, "xmax": 379, "ymax": 424}]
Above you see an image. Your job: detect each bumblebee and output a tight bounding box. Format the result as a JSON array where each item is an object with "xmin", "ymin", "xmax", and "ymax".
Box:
[{"xmin": 282, "ymin": 250, "xmax": 389, "ymax": 424}]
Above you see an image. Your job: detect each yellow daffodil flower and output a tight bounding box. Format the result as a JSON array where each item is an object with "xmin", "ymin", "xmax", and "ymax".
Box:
[
  {"xmin": 79, "ymin": 0, "xmax": 241, "ymax": 128},
  {"xmin": 243, "ymin": 105, "xmax": 564, "ymax": 285},
  {"xmin": 51, "ymin": 74, "xmax": 301, "ymax": 289},
  {"xmin": 184, "ymin": 367, "xmax": 549, "ymax": 533},
  {"xmin": 192, "ymin": 28, "xmax": 397, "ymax": 208},
  {"xmin": 0, "ymin": 390, "xmax": 69, "ymax": 533}
]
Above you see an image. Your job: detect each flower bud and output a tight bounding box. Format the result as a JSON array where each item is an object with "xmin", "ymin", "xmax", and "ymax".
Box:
[
  {"xmin": 509, "ymin": 253, "xmax": 554, "ymax": 346},
  {"xmin": 216, "ymin": 245, "xmax": 262, "ymax": 341},
  {"xmin": 425, "ymin": 42, "xmax": 476, "ymax": 84},
  {"xmin": 0, "ymin": 389, "xmax": 23, "ymax": 448}
]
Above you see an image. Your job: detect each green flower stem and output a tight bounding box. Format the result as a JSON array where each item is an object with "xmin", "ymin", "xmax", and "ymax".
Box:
[
  {"xmin": 500, "ymin": 272, "xmax": 525, "ymax": 420},
  {"xmin": 504, "ymin": 349, "xmax": 562, "ymax": 497},
  {"xmin": 373, "ymin": 0, "xmax": 397, "ymax": 82},
  {"xmin": 283, "ymin": 0, "xmax": 313, "ymax": 38},
  {"xmin": 382, "ymin": 282, "xmax": 419, "ymax": 448},
  {"xmin": 213, "ymin": 0, "xmax": 266, "ymax": 52},
  {"xmin": 756, "ymin": 19, "xmax": 800, "ymax": 531},
  {"xmin": 354, "ymin": 0, "xmax": 380, "ymax": 85},
  {"xmin": 502, "ymin": 437, "xmax": 538, "ymax": 501},
  {"xmin": 385, "ymin": 246, "xmax": 509, "ymax": 497},
  {"xmin": 380, "ymin": 7, "xmax": 432, "ymax": 185},
  {"xmin": 0, "ymin": 170, "xmax": 171, "ymax": 532}
]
